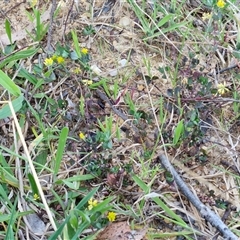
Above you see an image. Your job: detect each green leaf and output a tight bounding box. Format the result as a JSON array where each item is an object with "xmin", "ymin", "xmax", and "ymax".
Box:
[
  {"xmin": 36, "ymin": 9, "xmax": 41, "ymax": 40},
  {"xmin": 92, "ymin": 196, "xmax": 114, "ymax": 213},
  {"xmin": 0, "ymin": 48, "xmax": 39, "ymax": 68},
  {"xmin": 0, "ymin": 70, "xmax": 21, "ymax": 96},
  {"xmin": 71, "ymin": 30, "xmax": 81, "ymax": 58},
  {"xmin": 49, "ymin": 215, "xmax": 71, "ymax": 240},
  {"xmin": 62, "ymin": 174, "xmax": 95, "ymax": 182},
  {"xmin": 54, "ymin": 127, "xmax": 69, "ymax": 175},
  {"xmin": 18, "ymin": 68, "xmax": 38, "ymax": 85},
  {"xmin": 28, "ymin": 173, "xmax": 39, "ymax": 196},
  {"xmin": 132, "ymin": 174, "xmax": 149, "ymax": 194},
  {"xmin": 5, "ymin": 197, "xmax": 18, "ymax": 240},
  {"xmin": 69, "ymin": 214, "xmax": 78, "ymax": 231},
  {"xmin": 157, "ymin": 14, "xmax": 172, "ymax": 28},
  {"xmin": 153, "ymin": 197, "xmax": 187, "ymax": 226},
  {"xmin": 173, "ymin": 119, "xmax": 184, "ymax": 145},
  {"xmin": 59, "ymin": 175, "xmax": 94, "ymax": 190},
  {"xmin": 76, "ymin": 187, "xmax": 99, "ymax": 210},
  {"xmin": 0, "ymin": 153, "xmax": 13, "ymax": 175},
  {"xmin": 5, "ymin": 19, "xmax": 12, "ymax": 44},
  {"xmin": 0, "ymin": 95, "xmax": 24, "ymax": 119}
]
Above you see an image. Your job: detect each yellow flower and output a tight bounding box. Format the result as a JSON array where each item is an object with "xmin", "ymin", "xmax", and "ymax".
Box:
[
  {"xmin": 44, "ymin": 57, "xmax": 53, "ymax": 66},
  {"xmin": 33, "ymin": 193, "xmax": 40, "ymax": 201},
  {"xmin": 88, "ymin": 198, "xmax": 98, "ymax": 210},
  {"xmin": 216, "ymin": 0, "xmax": 226, "ymax": 8},
  {"xmin": 107, "ymin": 212, "xmax": 116, "ymax": 222},
  {"xmin": 73, "ymin": 67, "xmax": 81, "ymax": 74},
  {"xmin": 217, "ymin": 82, "xmax": 229, "ymax": 95},
  {"xmin": 79, "ymin": 132, "xmax": 85, "ymax": 140},
  {"xmin": 31, "ymin": 0, "xmax": 37, "ymax": 7},
  {"xmin": 202, "ymin": 12, "xmax": 212, "ymax": 21},
  {"xmin": 57, "ymin": 56, "xmax": 65, "ymax": 64},
  {"xmin": 81, "ymin": 48, "xmax": 88, "ymax": 55},
  {"xmin": 82, "ymin": 79, "xmax": 93, "ymax": 85}
]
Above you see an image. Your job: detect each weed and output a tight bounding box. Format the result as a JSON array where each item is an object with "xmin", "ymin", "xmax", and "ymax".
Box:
[{"xmin": 25, "ymin": 8, "xmax": 49, "ymax": 42}]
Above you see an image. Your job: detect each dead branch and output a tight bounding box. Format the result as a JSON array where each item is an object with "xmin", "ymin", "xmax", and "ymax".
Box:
[
  {"xmin": 46, "ymin": 0, "xmax": 57, "ymax": 52},
  {"xmin": 95, "ymin": 89, "xmax": 139, "ymax": 134},
  {"xmin": 158, "ymin": 154, "xmax": 238, "ymax": 240},
  {"xmin": 62, "ymin": 0, "xmax": 74, "ymax": 43}
]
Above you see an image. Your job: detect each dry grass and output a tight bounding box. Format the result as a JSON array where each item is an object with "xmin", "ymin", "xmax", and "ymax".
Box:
[{"xmin": 0, "ymin": 0, "xmax": 240, "ymax": 239}]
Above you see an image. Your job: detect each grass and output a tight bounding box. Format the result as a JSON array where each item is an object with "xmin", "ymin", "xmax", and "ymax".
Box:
[{"xmin": 0, "ymin": 0, "xmax": 240, "ymax": 239}]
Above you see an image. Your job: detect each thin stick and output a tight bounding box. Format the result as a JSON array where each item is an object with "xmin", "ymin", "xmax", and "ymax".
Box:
[
  {"xmin": 47, "ymin": 0, "xmax": 57, "ymax": 52},
  {"xmin": 62, "ymin": 0, "xmax": 74, "ymax": 43},
  {"xmin": 158, "ymin": 154, "xmax": 238, "ymax": 240}
]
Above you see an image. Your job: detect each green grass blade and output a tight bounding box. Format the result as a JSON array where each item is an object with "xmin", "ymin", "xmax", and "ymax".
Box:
[
  {"xmin": 59, "ymin": 174, "xmax": 95, "ymax": 190},
  {"xmin": 173, "ymin": 119, "xmax": 184, "ymax": 145},
  {"xmin": 71, "ymin": 30, "xmax": 81, "ymax": 58},
  {"xmin": 5, "ymin": 196, "xmax": 17, "ymax": 240},
  {"xmin": 0, "ymin": 70, "xmax": 21, "ymax": 96},
  {"xmin": 36, "ymin": 9, "xmax": 41, "ymax": 40},
  {"xmin": 153, "ymin": 197, "xmax": 187, "ymax": 225},
  {"xmin": 0, "ymin": 153, "xmax": 14, "ymax": 175},
  {"xmin": 157, "ymin": 14, "xmax": 173, "ymax": 28},
  {"xmin": 0, "ymin": 95, "xmax": 24, "ymax": 119},
  {"xmin": 76, "ymin": 187, "xmax": 99, "ymax": 210},
  {"xmin": 132, "ymin": 174, "xmax": 149, "ymax": 194},
  {"xmin": 28, "ymin": 173, "xmax": 39, "ymax": 196},
  {"xmin": 71, "ymin": 222, "xmax": 89, "ymax": 240},
  {"xmin": 4, "ymin": 19, "xmax": 12, "ymax": 44},
  {"xmin": 54, "ymin": 127, "xmax": 69, "ymax": 175},
  {"xmin": 48, "ymin": 215, "xmax": 71, "ymax": 240},
  {"xmin": 18, "ymin": 67, "xmax": 38, "ymax": 85},
  {"xmin": 0, "ymin": 164, "xmax": 19, "ymax": 188},
  {"xmin": 0, "ymin": 184, "xmax": 13, "ymax": 208},
  {"xmin": 92, "ymin": 196, "xmax": 114, "ymax": 213},
  {"xmin": 0, "ymin": 48, "xmax": 39, "ymax": 68}
]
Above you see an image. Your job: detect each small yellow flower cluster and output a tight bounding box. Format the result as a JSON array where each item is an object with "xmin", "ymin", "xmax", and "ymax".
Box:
[
  {"xmin": 87, "ymin": 197, "xmax": 116, "ymax": 221},
  {"xmin": 82, "ymin": 79, "xmax": 93, "ymax": 85},
  {"xmin": 44, "ymin": 55, "xmax": 65, "ymax": 67},
  {"xmin": 107, "ymin": 212, "xmax": 116, "ymax": 222},
  {"xmin": 217, "ymin": 82, "xmax": 229, "ymax": 95},
  {"xmin": 79, "ymin": 132, "xmax": 85, "ymax": 140},
  {"xmin": 33, "ymin": 193, "xmax": 40, "ymax": 201},
  {"xmin": 216, "ymin": 0, "xmax": 226, "ymax": 8},
  {"xmin": 81, "ymin": 48, "xmax": 88, "ymax": 55},
  {"xmin": 31, "ymin": 0, "xmax": 37, "ymax": 7},
  {"xmin": 88, "ymin": 198, "xmax": 98, "ymax": 210},
  {"xmin": 57, "ymin": 56, "xmax": 65, "ymax": 64},
  {"xmin": 73, "ymin": 67, "xmax": 81, "ymax": 74},
  {"xmin": 52, "ymin": 55, "xmax": 65, "ymax": 64},
  {"xmin": 44, "ymin": 58, "xmax": 53, "ymax": 66},
  {"xmin": 202, "ymin": 12, "xmax": 212, "ymax": 21}
]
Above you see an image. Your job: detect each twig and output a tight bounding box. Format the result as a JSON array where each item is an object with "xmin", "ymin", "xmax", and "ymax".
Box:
[
  {"xmin": 158, "ymin": 154, "xmax": 238, "ymax": 240},
  {"xmin": 212, "ymin": 204, "xmax": 233, "ymax": 240},
  {"xmin": 208, "ymin": 64, "xmax": 239, "ymax": 76},
  {"xmin": 95, "ymin": 89, "xmax": 139, "ymax": 133},
  {"xmin": 62, "ymin": 0, "xmax": 74, "ymax": 43},
  {"xmin": 4, "ymin": 1, "xmax": 26, "ymax": 15},
  {"xmin": 220, "ymin": 160, "xmax": 240, "ymax": 175},
  {"xmin": 46, "ymin": 0, "xmax": 57, "ymax": 52}
]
